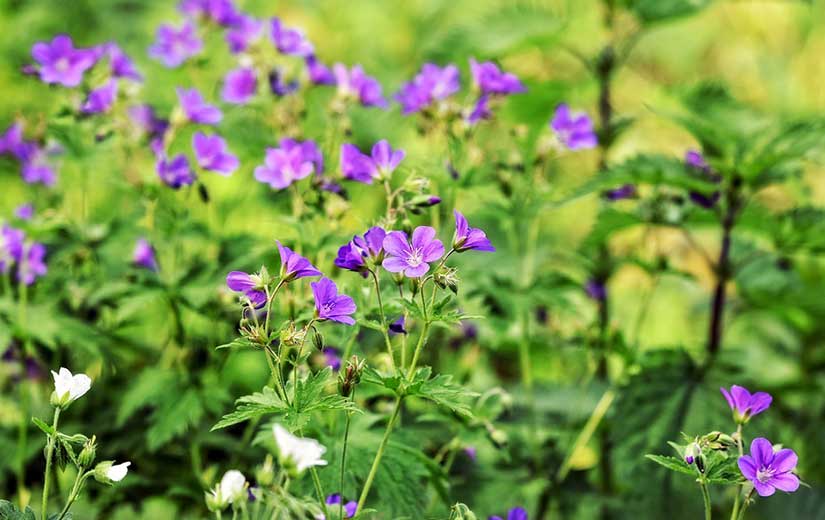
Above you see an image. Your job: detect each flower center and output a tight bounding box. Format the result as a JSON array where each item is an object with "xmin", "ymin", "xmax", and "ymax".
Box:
[
  {"xmin": 406, "ymin": 249, "xmax": 423, "ymax": 267},
  {"xmin": 756, "ymin": 466, "xmax": 775, "ymax": 483},
  {"xmin": 55, "ymin": 58, "xmax": 70, "ymax": 72},
  {"xmin": 322, "ymin": 302, "xmax": 335, "ymax": 314}
]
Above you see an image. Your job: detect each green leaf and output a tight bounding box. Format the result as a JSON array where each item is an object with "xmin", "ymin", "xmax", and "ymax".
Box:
[
  {"xmin": 32, "ymin": 417, "xmax": 55, "ymax": 436},
  {"xmin": 645, "ymin": 454, "xmax": 695, "ymax": 476},
  {"xmin": 704, "ymin": 451, "xmax": 744, "ymax": 485},
  {"xmin": 116, "ymin": 368, "xmax": 178, "ymax": 426},
  {"xmin": 212, "ymin": 386, "xmax": 288, "ymax": 430},
  {"xmin": 147, "ymin": 389, "xmax": 204, "ymax": 451},
  {"xmin": 0, "ymin": 500, "xmax": 36, "ymax": 520},
  {"xmin": 406, "ymin": 367, "xmax": 479, "ymax": 417},
  {"xmin": 620, "ymin": 0, "xmax": 713, "ymax": 25}
]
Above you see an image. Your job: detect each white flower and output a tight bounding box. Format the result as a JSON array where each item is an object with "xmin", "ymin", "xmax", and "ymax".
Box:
[
  {"xmin": 51, "ymin": 367, "xmax": 91, "ymax": 406},
  {"xmin": 219, "ymin": 470, "xmax": 247, "ymax": 504},
  {"xmin": 106, "ymin": 461, "xmax": 131, "ymax": 482},
  {"xmin": 273, "ymin": 424, "xmax": 328, "ymax": 473}
]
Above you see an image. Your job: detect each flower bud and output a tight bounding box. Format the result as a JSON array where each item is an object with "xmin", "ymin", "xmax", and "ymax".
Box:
[
  {"xmin": 312, "ymin": 330, "xmax": 324, "ymax": 351},
  {"xmin": 338, "ymin": 355, "xmax": 366, "ymax": 397},
  {"xmin": 78, "ymin": 435, "xmax": 97, "ymax": 467},
  {"xmin": 255, "ymin": 455, "xmax": 275, "ymax": 487},
  {"xmin": 685, "ymin": 442, "xmax": 701, "ymax": 466},
  {"xmin": 205, "ymin": 487, "xmax": 228, "ymax": 512},
  {"xmin": 434, "ymin": 266, "xmax": 459, "ymax": 295},
  {"xmin": 93, "ymin": 460, "xmax": 131, "ymax": 484}
]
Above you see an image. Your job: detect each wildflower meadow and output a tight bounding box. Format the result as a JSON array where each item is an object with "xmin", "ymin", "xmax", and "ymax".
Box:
[{"xmin": 2, "ymin": 1, "xmax": 825, "ymax": 519}]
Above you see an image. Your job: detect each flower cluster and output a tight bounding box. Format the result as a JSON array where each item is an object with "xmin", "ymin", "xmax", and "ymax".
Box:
[
  {"xmin": 0, "ymin": 122, "xmax": 60, "ymax": 186},
  {"xmin": 0, "ymin": 222, "xmax": 47, "ymax": 285},
  {"xmin": 254, "ymin": 138, "xmax": 324, "ymax": 190}
]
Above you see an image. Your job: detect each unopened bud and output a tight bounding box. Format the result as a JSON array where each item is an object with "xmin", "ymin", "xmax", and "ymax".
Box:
[
  {"xmin": 78, "ymin": 435, "xmax": 97, "ymax": 467},
  {"xmin": 312, "ymin": 330, "xmax": 324, "ymax": 351},
  {"xmin": 255, "ymin": 455, "xmax": 275, "ymax": 487}
]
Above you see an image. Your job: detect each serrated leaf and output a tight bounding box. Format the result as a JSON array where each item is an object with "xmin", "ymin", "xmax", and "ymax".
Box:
[
  {"xmin": 407, "ymin": 367, "xmax": 478, "ymax": 417},
  {"xmin": 147, "ymin": 389, "xmax": 203, "ymax": 451},
  {"xmin": 116, "ymin": 368, "xmax": 178, "ymax": 426},
  {"xmin": 645, "ymin": 454, "xmax": 695, "ymax": 476},
  {"xmin": 32, "ymin": 417, "xmax": 55, "ymax": 436},
  {"xmin": 212, "ymin": 386, "xmax": 288, "ymax": 430},
  {"xmin": 0, "ymin": 500, "xmax": 36, "ymax": 520},
  {"xmin": 620, "ymin": 0, "xmax": 712, "ymax": 25},
  {"xmin": 215, "ymin": 337, "xmax": 257, "ymax": 350}
]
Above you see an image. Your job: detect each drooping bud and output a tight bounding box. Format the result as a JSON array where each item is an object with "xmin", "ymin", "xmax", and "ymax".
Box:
[
  {"xmin": 685, "ymin": 442, "xmax": 701, "ymax": 466},
  {"xmin": 338, "ymin": 355, "xmax": 366, "ymax": 397},
  {"xmin": 312, "ymin": 330, "xmax": 324, "ymax": 351},
  {"xmin": 78, "ymin": 435, "xmax": 97, "ymax": 467},
  {"xmin": 434, "ymin": 266, "xmax": 459, "ymax": 294}
]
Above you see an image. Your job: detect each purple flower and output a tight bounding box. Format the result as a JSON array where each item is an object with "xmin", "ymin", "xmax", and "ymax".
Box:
[
  {"xmin": 305, "ymin": 55, "xmax": 335, "ymax": 85},
  {"xmin": 738, "ymin": 438, "xmax": 799, "ymax": 497},
  {"xmin": 268, "ymin": 69, "xmax": 300, "ymax": 97},
  {"xmin": 226, "ymin": 271, "xmax": 267, "ymax": 308},
  {"xmin": 133, "ymin": 238, "xmax": 157, "ymax": 271},
  {"xmin": 17, "ymin": 242, "xmax": 47, "ymax": 285},
  {"xmin": 102, "ymin": 42, "xmax": 142, "ymax": 81},
  {"xmin": 30, "ymin": 35, "xmax": 96, "ymax": 87},
  {"xmin": 490, "ymin": 507, "xmax": 528, "ymax": 520},
  {"xmin": 149, "ymin": 23, "xmax": 203, "ymax": 68},
  {"xmin": 322, "ymin": 347, "xmax": 342, "ymax": 371},
  {"xmin": 20, "ymin": 148, "xmax": 58, "ymax": 186},
  {"xmin": 382, "ymin": 227, "xmax": 445, "ymax": 278},
  {"xmin": 312, "ymin": 278, "xmax": 356, "ymax": 325},
  {"xmin": 325, "ymin": 494, "xmax": 357, "ymax": 518},
  {"xmin": 270, "ymin": 17, "xmax": 314, "ymax": 57},
  {"xmin": 156, "ymin": 154, "xmax": 196, "ymax": 189},
  {"xmin": 192, "ymin": 132, "xmax": 238, "ymax": 175},
  {"xmin": 604, "ymin": 184, "xmax": 637, "ymax": 201},
  {"xmin": 179, "ymin": 0, "xmax": 239, "ymax": 24},
  {"xmin": 0, "ymin": 123, "xmax": 24, "ymax": 157},
  {"xmin": 585, "ymin": 279, "xmax": 606, "ymax": 302},
  {"xmin": 466, "ymin": 95, "xmax": 492, "ymax": 125},
  {"xmin": 128, "ymin": 105, "xmax": 169, "ymax": 138},
  {"xmin": 81, "ymin": 81, "xmax": 118, "ymax": 114},
  {"xmin": 14, "ymin": 203, "xmax": 34, "ymax": 221},
  {"xmin": 334, "ymin": 226, "xmax": 387, "ymax": 276},
  {"xmin": 685, "ymin": 150, "xmax": 708, "ymax": 170},
  {"xmin": 690, "ymin": 191, "xmax": 720, "ymax": 209},
  {"xmin": 277, "ymin": 241, "xmax": 322, "ymax": 281},
  {"xmin": 453, "ymin": 210, "xmax": 494, "ymax": 253},
  {"xmin": 395, "ymin": 63, "xmax": 460, "ymax": 114},
  {"xmin": 389, "ymin": 316, "xmax": 407, "ymax": 336},
  {"xmin": 254, "ymin": 138, "xmax": 323, "ymax": 190},
  {"xmin": 0, "ymin": 225, "xmax": 25, "ymax": 274},
  {"xmin": 463, "ymin": 446, "xmax": 477, "ymax": 461},
  {"xmin": 550, "ymin": 104, "xmax": 598, "ymax": 150},
  {"xmin": 333, "ymin": 64, "xmax": 387, "ymax": 108},
  {"xmin": 226, "ymin": 15, "xmax": 264, "ymax": 53},
  {"xmin": 469, "ymin": 59, "xmax": 526, "ymax": 95},
  {"xmin": 340, "ymin": 140, "xmax": 405, "ymax": 184},
  {"xmin": 177, "ymin": 87, "xmax": 222, "ymax": 125},
  {"xmin": 720, "ymin": 385, "xmax": 772, "ymax": 423},
  {"xmin": 222, "ymin": 67, "xmax": 258, "ymax": 104}
]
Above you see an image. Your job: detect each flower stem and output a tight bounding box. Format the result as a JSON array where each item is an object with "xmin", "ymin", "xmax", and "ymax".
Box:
[
  {"xmin": 370, "ymin": 269, "xmax": 396, "ymax": 370},
  {"xmin": 735, "ymin": 489, "xmax": 754, "ymax": 520},
  {"xmin": 309, "ymin": 465, "xmax": 327, "ymax": 518},
  {"xmin": 41, "ymin": 407, "xmax": 61, "ymax": 516},
  {"xmin": 356, "ymin": 396, "xmax": 403, "ymax": 512},
  {"xmin": 730, "ymin": 424, "xmax": 745, "ymax": 520},
  {"xmin": 56, "ymin": 470, "xmax": 90, "ymax": 520},
  {"xmin": 700, "ymin": 481, "xmax": 712, "ymax": 520},
  {"xmin": 339, "ymin": 395, "xmax": 354, "ymax": 520}
]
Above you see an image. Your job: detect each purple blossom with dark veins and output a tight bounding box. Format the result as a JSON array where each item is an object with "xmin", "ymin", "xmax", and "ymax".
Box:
[
  {"xmin": 226, "ymin": 271, "xmax": 267, "ymax": 308},
  {"xmin": 466, "ymin": 95, "xmax": 491, "ymax": 125},
  {"xmin": 312, "ymin": 278, "xmax": 357, "ymax": 325},
  {"xmin": 382, "ymin": 227, "xmax": 445, "ymax": 278},
  {"xmin": 268, "ymin": 69, "xmax": 299, "ymax": 97},
  {"xmin": 14, "ymin": 203, "xmax": 34, "ymax": 221},
  {"xmin": 305, "ymin": 55, "xmax": 335, "ymax": 85},
  {"xmin": 192, "ymin": 132, "xmax": 238, "ymax": 175},
  {"xmin": 550, "ymin": 104, "xmax": 598, "ymax": 150},
  {"xmin": 325, "ymin": 494, "xmax": 357, "ymax": 518},
  {"xmin": 738, "ymin": 437, "xmax": 799, "ymax": 497},
  {"xmin": 322, "ymin": 347, "xmax": 342, "ymax": 371},
  {"xmin": 395, "ymin": 63, "xmax": 460, "ymax": 114},
  {"xmin": 721, "ymin": 385, "xmax": 772, "ymax": 423},
  {"xmin": 222, "ymin": 67, "xmax": 258, "ymax": 104},
  {"xmin": 81, "ymin": 81, "xmax": 118, "ymax": 114},
  {"xmin": 30, "ymin": 35, "xmax": 96, "ymax": 87},
  {"xmin": 489, "ymin": 507, "xmax": 528, "ymax": 520},
  {"xmin": 149, "ymin": 23, "xmax": 203, "ymax": 68},
  {"xmin": 270, "ymin": 17, "xmax": 314, "ymax": 57},
  {"xmin": 17, "ymin": 242, "xmax": 47, "ymax": 285},
  {"xmin": 255, "ymin": 138, "xmax": 323, "ymax": 190},
  {"xmin": 177, "ymin": 87, "xmax": 222, "ymax": 125},
  {"xmin": 0, "ymin": 225, "xmax": 25, "ymax": 274},
  {"xmin": 226, "ymin": 14, "xmax": 264, "ymax": 53},
  {"xmin": 156, "ymin": 154, "xmax": 196, "ymax": 189},
  {"xmin": 277, "ymin": 241, "xmax": 322, "ymax": 281},
  {"xmin": 334, "ymin": 226, "xmax": 387, "ymax": 276},
  {"xmin": 389, "ymin": 316, "xmax": 407, "ymax": 336},
  {"xmin": 133, "ymin": 238, "xmax": 158, "ymax": 271},
  {"xmin": 340, "ymin": 140, "xmax": 405, "ymax": 184},
  {"xmin": 585, "ymin": 279, "xmax": 606, "ymax": 302},
  {"xmin": 103, "ymin": 42, "xmax": 142, "ymax": 81},
  {"xmin": 333, "ymin": 64, "xmax": 387, "ymax": 108},
  {"xmin": 453, "ymin": 210, "xmax": 495, "ymax": 253},
  {"xmin": 128, "ymin": 105, "xmax": 169, "ymax": 138},
  {"xmin": 469, "ymin": 59, "xmax": 526, "ymax": 96},
  {"xmin": 604, "ymin": 184, "xmax": 637, "ymax": 201}
]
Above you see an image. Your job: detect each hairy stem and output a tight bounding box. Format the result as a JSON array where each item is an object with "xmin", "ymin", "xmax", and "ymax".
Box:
[
  {"xmin": 700, "ymin": 481, "xmax": 712, "ymax": 520},
  {"xmin": 41, "ymin": 407, "xmax": 61, "ymax": 516},
  {"xmin": 707, "ymin": 193, "xmax": 738, "ymax": 358},
  {"xmin": 370, "ymin": 269, "xmax": 396, "ymax": 370},
  {"xmin": 730, "ymin": 424, "xmax": 745, "ymax": 520},
  {"xmin": 356, "ymin": 396, "xmax": 403, "ymax": 512}
]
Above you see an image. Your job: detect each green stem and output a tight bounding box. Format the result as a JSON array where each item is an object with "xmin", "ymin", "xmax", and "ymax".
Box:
[
  {"xmin": 41, "ymin": 407, "xmax": 61, "ymax": 516},
  {"xmin": 339, "ymin": 394, "xmax": 354, "ymax": 520},
  {"xmin": 310, "ymin": 465, "xmax": 328, "ymax": 517},
  {"xmin": 356, "ymin": 396, "xmax": 403, "ymax": 512},
  {"xmin": 735, "ymin": 489, "xmax": 754, "ymax": 520},
  {"xmin": 730, "ymin": 424, "xmax": 745, "ymax": 520},
  {"xmin": 56, "ymin": 470, "xmax": 90, "ymax": 520},
  {"xmin": 370, "ymin": 269, "xmax": 396, "ymax": 370},
  {"xmin": 700, "ymin": 481, "xmax": 712, "ymax": 520}
]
